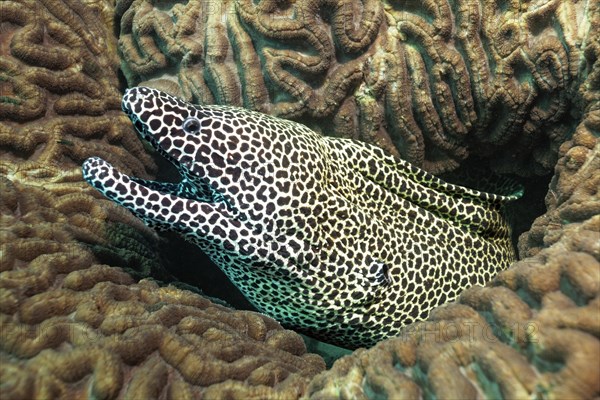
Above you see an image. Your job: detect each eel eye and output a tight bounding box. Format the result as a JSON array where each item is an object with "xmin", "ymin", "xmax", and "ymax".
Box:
[{"xmin": 183, "ymin": 117, "xmax": 201, "ymax": 134}]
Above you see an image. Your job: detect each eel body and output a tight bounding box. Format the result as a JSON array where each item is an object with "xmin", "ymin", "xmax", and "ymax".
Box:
[{"xmin": 83, "ymin": 87, "xmax": 522, "ymax": 348}]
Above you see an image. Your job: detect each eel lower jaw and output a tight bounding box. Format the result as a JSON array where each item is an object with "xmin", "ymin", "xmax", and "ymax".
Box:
[
  {"xmin": 83, "ymin": 157, "xmax": 179, "ymax": 207},
  {"xmin": 82, "ymin": 157, "xmax": 241, "ymax": 225}
]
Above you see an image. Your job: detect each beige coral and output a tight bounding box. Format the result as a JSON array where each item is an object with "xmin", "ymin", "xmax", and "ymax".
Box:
[{"xmin": 117, "ymin": 0, "xmax": 591, "ymax": 175}]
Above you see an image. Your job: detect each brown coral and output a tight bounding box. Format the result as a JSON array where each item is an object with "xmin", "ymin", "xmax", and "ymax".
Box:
[
  {"xmin": 0, "ymin": 0, "xmax": 154, "ymax": 176},
  {"xmin": 117, "ymin": 0, "xmax": 590, "ymax": 176},
  {"xmin": 2, "ymin": 0, "xmax": 599, "ymax": 397},
  {"xmin": 519, "ymin": 111, "xmax": 600, "ymax": 258},
  {"xmin": 0, "ymin": 173, "xmax": 325, "ymax": 399}
]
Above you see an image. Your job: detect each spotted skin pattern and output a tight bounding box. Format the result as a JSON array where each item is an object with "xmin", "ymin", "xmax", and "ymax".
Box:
[{"xmin": 82, "ymin": 87, "xmax": 522, "ymax": 349}]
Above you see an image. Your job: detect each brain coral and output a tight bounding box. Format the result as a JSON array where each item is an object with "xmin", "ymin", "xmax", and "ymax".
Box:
[
  {"xmin": 0, "ymin": 0, "xmax": 154, "ymax": 175},
  {"xmin": 117, "ymin": 0, "xmax": 590, "ymax": 176},
  {"xmin": 0, "ymin": 0, "xmax": 325, "ymax": 398},
  {"xmin": 2, "ymin": 0, "xmax": 599, "ymax": 398},
  {"xmin": 0, "ymin": 172, "xmax": 325, "ymax": 398}
]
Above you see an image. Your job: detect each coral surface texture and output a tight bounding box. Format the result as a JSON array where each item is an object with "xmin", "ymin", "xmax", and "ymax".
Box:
[
  {"xmin": 0, "ymin": 0, "xmax": 599, "ymax": 398},
  {"xmin": 118, "ymin": 0, "xmax": 590, "ymax": 176}
]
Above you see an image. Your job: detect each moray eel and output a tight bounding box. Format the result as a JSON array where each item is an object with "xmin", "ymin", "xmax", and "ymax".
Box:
[{"xmin": 82, "ymin": 87, "xmax": 523, "ymax": 348}]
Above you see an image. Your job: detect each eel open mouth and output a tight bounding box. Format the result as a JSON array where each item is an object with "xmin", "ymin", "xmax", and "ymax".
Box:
[{"xmin": 82, "ymin": 156, "xmax": 238, "ymax": 235}]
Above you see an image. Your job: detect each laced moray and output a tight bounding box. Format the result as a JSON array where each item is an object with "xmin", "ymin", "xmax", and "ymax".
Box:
[{"xmin": 83, "ymin": 87, "xmax": 523, "ymax": 348}]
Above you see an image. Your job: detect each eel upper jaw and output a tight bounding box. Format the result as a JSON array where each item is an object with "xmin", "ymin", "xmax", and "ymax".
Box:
[
  {"xmin": 130, "ymin": 144, "xmax": 238, "ymax": 215},
  {"xmin": 125, "ymin": 114, "xmax": 209, "ymax": 200},
  {"xmin": 120, "ymin": 91, "xmax": 239, "ymax": 216},
  {"xmin": 129, "ymin": 115, "xmax": 163, "ymax": 156}
]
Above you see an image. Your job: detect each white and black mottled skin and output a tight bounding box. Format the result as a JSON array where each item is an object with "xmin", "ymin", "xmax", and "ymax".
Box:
[{"xmin": 82, "ymin": 87, "xmax": 522, "ymax": 349}]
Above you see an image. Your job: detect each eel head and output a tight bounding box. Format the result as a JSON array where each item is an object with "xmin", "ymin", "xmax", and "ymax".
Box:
[{"xmin": 83, "ymin": 86, "xmax": 328, "ymax": 235}]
